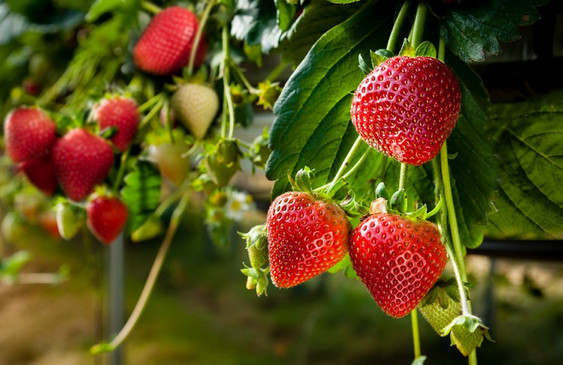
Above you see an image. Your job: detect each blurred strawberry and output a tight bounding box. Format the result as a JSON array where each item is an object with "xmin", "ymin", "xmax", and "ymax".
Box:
[
  {"xmin": 133, "ymin": 6, "xmax": 206, "ymax": 75},
  {"xmin": 171, "ymin": 83, "xmax": 219, "ymax": 139},
  {"xmin": 4, "ymin": 107, "xmax": 57, "ymax": 162},
  {"xmin": 148, "ymin": 142, "xmax": 190, "ymax": 185},
  {"xmin": 19, "ymin": 154, "xmax": 58, "ymax": 196},
  {"xmin": 52, "ymin": 128, "xmax": 114, "ymax": 201},
  {"xmin": 38, "ymin": 210, "xmax": 61, "ymax": 239},
  {"xmin": 93, "ymin": 96, "xmax": 140, "ymax": 152},
  {"xmin": 56, "ymin": 201, "xmax": 85, "ymax": 240},
  {"xmin": 86, "ymin": 195, "xmax": 128, "ymax": 244}
]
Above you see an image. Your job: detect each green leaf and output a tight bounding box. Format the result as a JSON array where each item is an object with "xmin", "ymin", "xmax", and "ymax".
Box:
[
  {"xmin": 86, "ymin": 0, "xmax": 139, "ymax": 22},
  {"xmin": 231, "ymin": 0, "xmax": 281, "ymax": 53},
  {"xmin": 121, "ymin": 161, "xmax": 161, "ymax": 233},
  {"xmin": 276, "ymin": 0, "xmax": 296, "ymax": 32},
  {"xmin": 0, "ymin": 4, "xmax": 83, "ymax": 45},
  {"xmin": 267, "ymin": 0, "xmax": 395, "ymax": 197},
  {"xmin": 0, "ymin": 251, "xmax": 31, "ymax": 284},
  {"xmin": 415, "ymin": 41, "xmax": 436, "ymax": 58},
  {"xmin": 487, "ymin": 92, "xmax": 563, "ymax": 239},
  {"xmin": 278, "ymin": 0, "xmax": 364, "ymax": 64},
  {"xmin": 439, "ymin": 0, "xmax": 540, "ymax": 62}
]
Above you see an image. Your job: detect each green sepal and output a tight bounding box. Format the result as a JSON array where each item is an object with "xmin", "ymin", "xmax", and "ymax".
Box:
[
  {"xmin": 406, "ymin": 204, "xmax": 427, "ymax": 220},
  {"xmin": 358, "ymin": 54, "xmax": 371, "ymax": 75},
  {"xmin": 241, "ymin": 264, "xmax": 270, "ymax": 296},
  {"xmin": 398, "ymin": 38, "xmax": 416, "ymax": 57},
  {"xmin": 370, "ymin": 48, "xmax": 393, "ymax": 67},
  {"xmin": 411, "ymin": 356, "xmax": 427, "ymax": 365},
  {"xmin": 390, "ymin": 189, "xmax": 407, "ymax": 213},
  {"xmin": 415, "ymin": 41, "xmax": 437, "ymax": 58},
  {"xmin": 375, "ymin": 182, "xmax": 389, "ymax": 200},
  {"xmin": 99, "ymin": 126, "xmax": 118, "ymax": 139},
  {"xmin": 288, "ymin": 166, "xmax": 316, "ymax": 194}
]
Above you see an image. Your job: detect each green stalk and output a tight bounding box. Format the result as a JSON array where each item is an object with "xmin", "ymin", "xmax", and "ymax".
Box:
[
  {"xmin": 411, "ymin": 309, "xmax": 422, "ymax": 358},
  {"xmin": 386, "ymin": 0, "xmax": 413, "ymax": 53},
  {"xmin": 187, "ymin": 0, "xmax": 216, "ymax": 76},
  {"xmin": 411, "ymin": 1, "xmax": 428, "ymax": 48},
  {"xmin": 141, "ymin": 1, "xmax": 161, "ymax": 15},
  {"xmin": 90, "ymin": 189, "xmax": 192, "ymax": 355},
  {"xmin": 221, "ymin": 26, "xmax": 236, "ymax": 140},
  {"xmin": 399, "ymin": 163, "xmax": 408, "ymax": 191},
  {"xmin": 265, "ymin": 61, "xmax": 290, "ymax": 83},
  {"xmin": 328, "ymin": 136, "xmax": 364, "ymax": 186},
  {"xmin": 112, "ymin": 149, "xmax": 130, "ymax": 194}
]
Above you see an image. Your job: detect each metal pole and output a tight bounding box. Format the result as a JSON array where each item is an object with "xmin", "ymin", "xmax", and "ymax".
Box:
[{"xmin": 107, "ymin": 232, "xmax": 125, "ymax": 365}]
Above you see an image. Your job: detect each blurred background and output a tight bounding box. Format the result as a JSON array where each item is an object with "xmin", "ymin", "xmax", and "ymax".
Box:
[{"xmin": 1, "ymin": 1, "xmax": 563, "ymax": 364}]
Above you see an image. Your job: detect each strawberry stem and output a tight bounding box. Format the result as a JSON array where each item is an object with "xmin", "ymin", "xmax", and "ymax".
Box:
[
  {"xmin": 411, "ymin": 309, "xmax": 422, "ymax": 358},
  {"xmin": 141, "ymin": 1, "xmax": 161, "ymax": 15},
  {"xmin": 386, "ymin": 0, "xmax": 413, "ymax": 54},
  {"xmin": 221, "ymin": 26, "xmax": 236, "ymax": 140},
  {"xmin": 322, "ymin": 135, "xmax": 364, "ymax": 193},
  {"xmin": 230, "ymin": 62, "xmax": 261, "ymax": 94},
  {"xmin": 411, "ymin": 1, "xmax": 427, "ymax": 48},
  {"xmin": 90, "ymin": 188, "xmax": 191, "ymax": 355},
  {"xmin": 187, "ymin": 0, "xmax": 216, "ymax": 76},
  {"xmin": 399, "ymin": 163, "xmax": 408, "ymax": 191},
  {"xmin": 112, "ymin": 149, "xmax": 130, "ymax": 194}
]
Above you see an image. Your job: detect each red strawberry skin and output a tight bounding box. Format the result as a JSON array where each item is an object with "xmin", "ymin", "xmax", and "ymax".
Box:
[
  {"xmin": 4, "ymin": 107, "xmax": 57, "ymax": 162},
  {"xmin": 349, "ymin": 213, "xmax": 447, "ymax": 318},
  {"xmin": 266, "ymin": 192, "xmax": 350, "ymax": 288},
  {"xmin": 94, "ymin": 97, "xmax": 140, "ymax": 152},
  {"xmin": 52, "ymin": 129, "xmax": 114, "ymax": 201},
  {"xmin": 20, "ymin": 154, "xmax": 58, "ymax": 196},
  {"xmin": 351, "ymin": 56, "xmax": 461, "ymax": 165},
  {"xmin": 87, "ymin": 196, "xmax": 128, "ymax": 244},
  {"xmin": 133, "ymin": 7, "xmax": 206, "ymax": 75}
]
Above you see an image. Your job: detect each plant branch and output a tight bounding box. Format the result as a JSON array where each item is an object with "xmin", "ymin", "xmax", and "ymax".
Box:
[
  {"xmin": 411, "ymin": 1, "xmax": 428, "ymax": 48},
  {"xmin": 187, "ymin": 0, "xmax": 216, "ymax": 76},
  {"xmin": 386, "ymin": 0, "xmax": 413, "ymax": 53},
  {"xmin": 221, "ymin": 26, "xmax": 236, "ymax": 139},
  {"xmin": 90, "ymin": 188, "xmax": 191, "ymax": 355}
]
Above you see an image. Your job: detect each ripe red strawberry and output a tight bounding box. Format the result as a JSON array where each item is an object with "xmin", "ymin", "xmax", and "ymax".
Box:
[
  {"xmin": 171, "ymin": 83, "xmax": 219, "ymax": 139},
  {"xmin": 266, "ymin": 191, "xmax": 350, "ymax": 288},
  {"xmin": 93, "ymin": 96, "xmax": 140, "ymax": 152},
  {"xmin": 133, "ymin": 6, "xmax": 206, "ymax": 75},
  {"xmin": 52, "ymin": 128, "xmax": 114, "ymax": 201},
  {"xmin": 19, "ymin": 154, "xmax": 58, "ymax": 196},
  {"xmin": 351, "ymin": 56, "xmax": 461, "ymax": 165},
  {"xmin": 87, "ymin": 195, "xmax": 128, "ymax": 244},
  {"xmin": 349, "ymin": 212, "xmax": 447, "ymax": 318},
  {"xmin": 4, "ymin": 107, "xmax": 57, "ymax": 162}
]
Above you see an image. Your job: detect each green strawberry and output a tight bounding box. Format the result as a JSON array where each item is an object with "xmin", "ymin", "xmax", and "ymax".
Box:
[
  {"xmin": 55, "ymin": 201, "xmax": 85, "ymax": 240},
  {"xmin": 205, "ymin": 139, "xmax": 240, "ymax": 187},
  {"xmin": 171, "ymin": 83, "xmax": 219, "ymax": 139},
  {"xmin": 419, "ymin": 280, "xmax": 485, "ymax": 356}
]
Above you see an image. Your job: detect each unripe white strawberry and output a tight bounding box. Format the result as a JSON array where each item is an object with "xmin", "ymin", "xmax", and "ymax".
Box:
[{"xmin": 171, "ymin": 83, "xmax": 219, "ymax": 139}]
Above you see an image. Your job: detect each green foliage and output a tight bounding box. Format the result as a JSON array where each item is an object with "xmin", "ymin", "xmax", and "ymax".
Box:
[
  {"xmin": 267, "ymin": 0, "xmax": 394, "ymax": 197},
  {"xmin": 439, "ymin": 0, "xmax": 540, "ymax": 62},
  {"xmin": 231, "ymin": 0, "xmax": 281, "ymax": 53},
  {"xmin": 487, "ymin": 91, "xmax": 563, "ymax": 239},
  {"xmin": 121, "ymin": 161, "xmax": 162, "ymax": 233}
]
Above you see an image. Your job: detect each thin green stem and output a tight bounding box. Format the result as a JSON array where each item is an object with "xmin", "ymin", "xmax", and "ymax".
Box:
[
  {"xmin": 265, "ymin": 61, "xmax": 290, "ymax": 82},
  {"xmin": 139, "ymin": 97, "xmax": 164, "ymax": 128},
  {"xmin": 398, "ymin": 163, "xmax": 408, "ymax": 191},
  {"xmin": 438, "ymin": 37, "xmax": 446, "ymax": 61},
  {"xmin": 411, "ymin": 309, "xmax": 422, "ymax": 358},
  {"xmin": 340, "ymin": 148, "xmax": 371, "ymax": 181},
  {"xmin": 330, "ymin": 136, "xmax": 364, "ymax": 186},
  {"xmin": 231, "ymin": 63, "xmax": 260, "ymax": 94},
  {"xmin": 141, "ymin": 1, "xmax": 161, "ymax": 15},
  {"xmin": 112, "ymin": 149, "xmax": 130, "ymax": 194},
  {"xmin": 386, "ymin": 0, "xmax": 413, "ymax": 53},
  {"xmin": 188, "ymin": 0, "xmax": 216, "ymax": 76},
  {"xmin": 440, "ymin": 143, "xmax": 467, "ymax": 280},
  {"xmin": 411, "ymin": 1, "xmax": 428, "ymax": 48},
  {"xmin": 221, "ymin": 27, "xmax": 236, "ymax": 139},
  {"xmin": 90, "ymin": 189, "xmax": 191, "ymax": 355}
]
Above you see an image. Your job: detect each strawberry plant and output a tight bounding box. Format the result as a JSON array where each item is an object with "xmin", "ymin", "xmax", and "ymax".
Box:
[{"xmin": 0, "ymin": 0, "xmax": 562, "ymax": 364}]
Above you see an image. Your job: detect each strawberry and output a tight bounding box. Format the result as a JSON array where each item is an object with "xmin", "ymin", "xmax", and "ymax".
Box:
[
  {"xmin": 19, "ymin": 154, "xmax": 58, "ymax": 196},
  {"xmin": 86, "ymin": 195, "xmax": 128, "ymax": 244},
  {"xmin": 350, "ymin": 56, "xmax": 461, "ymax": 165},
  {"xmin": 349, "ymin": 212, "xmax": 447, "ymax": 318},
  {"xmin": 4, "ymin": 107, "xmax": 57, "ymax": 162},
  {"xmin": 133, "ymin": 6, "xmax": 206, "ymax": 75},
  {"xmin": 171, "ymin": 83, "xmax": 219, "ymax": 139},
  {"xmin": 148, "ymin": 142, "xmax": 190, "ymax": 185},
  {"xmin": 52, "ymin": 128, "xmax": 114, "ymax": 201},
  {"xmin": 38, "ymin": 210, "xmax": 61, "ymax": 239},
  {"xmin": 266, "ymin": 191, "xmax": 350, "ymax": 288},
  {"xmin": 93, "ymin": 96, "xmax": 140, "ymax": 152},
  {"xmin": 419, "ymin": 290, "xmax": 484, "ymax": 356}
]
